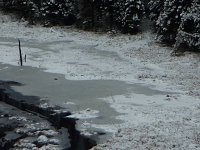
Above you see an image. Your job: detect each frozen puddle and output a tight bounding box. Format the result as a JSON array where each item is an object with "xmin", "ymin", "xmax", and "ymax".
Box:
[
  {"xmin": 0, "ymin": 36, "xmax": 175, "ymax": 144},
  {"xmin": 0, "ymin": 63, "xmax": 171, "ymax": 124},
  {"xmin": 0, "ymin": 35, "xmax": 146, "ymax": 81}
]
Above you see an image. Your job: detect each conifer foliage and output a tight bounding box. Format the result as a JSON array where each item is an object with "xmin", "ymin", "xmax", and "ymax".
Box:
[
  {"xmin": 2, "ymin": 0, "xmax": 200, "ymax": 51},
  {"xmin": 156, "ymin": 0, "xmax": 193, "ymax": 44},
  {"xmin": 114, "ymin": 0, "xmax": 145, "ymax": 33},
  {"xmin": 149, "ymin": 0, "xmax": 200, "ymax": 51},
  {"xmin": 77, "ymin": 0, "xmax": 145, "ymax": 33},
  {"xmin": 3, "ymin": 0, "xmax": 40, "ymax": 21},
  {"xmin": 2, "ymin": 0, "xmax": 145, "ymax": 33},
  {"xmin": 40, "ymin": 0, "xmax": 77, "ymax": 25},
  {"xmin": 175, "ymin": 1, "xmax": 200, "ymax": 51}
]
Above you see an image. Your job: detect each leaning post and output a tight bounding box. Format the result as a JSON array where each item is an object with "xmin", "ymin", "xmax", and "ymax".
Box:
[{"xmin": 18, "ymin": 39, "xmax": 23, "ymax": 66}]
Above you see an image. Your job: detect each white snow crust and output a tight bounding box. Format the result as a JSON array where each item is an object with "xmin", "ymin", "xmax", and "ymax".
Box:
[{"xmin": 0, "ymin": 11, "xmax": 200, "ymax": 150}]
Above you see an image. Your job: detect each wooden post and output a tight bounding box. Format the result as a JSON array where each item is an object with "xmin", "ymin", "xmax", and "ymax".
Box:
[
  {"xmin": 24, "ymin": 54, "xmax": 26, "ymax": 62},
  {"xmin": 18, "ymin": 39, "xmax": 23, "ymax": 66}
]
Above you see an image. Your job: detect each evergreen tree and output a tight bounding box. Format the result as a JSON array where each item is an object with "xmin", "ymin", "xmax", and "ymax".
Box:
[
  {"xmin": 155, "ymin": 0, "xmax": 193, "ymax": 44},
  {"xmin": 148, "ymin": 0, "xmax": 164, "ymax": 24},
  {"xmin": 3, "ymin": 0, "xmax": 199, "ymax": 52},
  {"xmin": 175, "ymin": 1, "xmax": 200, "ymax": 51}
]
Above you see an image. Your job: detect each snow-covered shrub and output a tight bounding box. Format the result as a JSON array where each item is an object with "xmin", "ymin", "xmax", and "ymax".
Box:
[
  {"xmin": 3, "ymin": 0, "xmax": 26, "ymax": 8},
  {"xmin": 2, "ymin": 0, "xmax": 40, "ymax": 22},
  {"xmin": 3, "ymin": 0, "xmax": 77, "ymax": 25},
  {"xmin": 76, "ymin": 0, "xmax": 120, "ymax": 31},
  {"xmin": 97, "ymin": 0, "xmax": 116, "ymax": 30},
  {"xmin": 77, "ymin": 0, "xmax": 145, "ymax": 33},
  {"xmin": 175, "ymin": 2, "xmax": 200, "ymax": 51},
  {"xmin": 76, "ymin": 0, "xmax": 98, "ymax": 30},
  {"xmin": 114, "ymin": 0, "xmax": 145, "ymax": 34},
  {"xmin": 40, "ymin": 0, "xmax": 77, "ymax": 25},
  {"xmin": 3, "ymin": 0, "xmax": 38, "ymax": 12}
]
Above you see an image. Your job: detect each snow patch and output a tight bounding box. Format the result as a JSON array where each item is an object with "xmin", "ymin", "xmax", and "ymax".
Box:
[{"xmin": 67, "ymin": 108, "xmax": 99, "ymax": 119}]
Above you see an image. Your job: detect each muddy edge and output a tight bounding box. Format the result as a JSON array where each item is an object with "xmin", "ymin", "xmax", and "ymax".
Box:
[{"xmin": 0, "ymin": 80, "xmax": 96, "ymax": 150}]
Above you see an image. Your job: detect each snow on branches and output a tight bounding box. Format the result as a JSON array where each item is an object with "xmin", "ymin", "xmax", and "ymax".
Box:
[
  {"xmin": 175, "ymin": 1, "xmax": 200, "ymax": 51},
  {"xmin": 149, "ymin": 0, "xmax": 200, "ymax": 51},
  {"xmin": 77, "ymin": 0, "xmax": 145, "ymax": 33},
  {"xmin": 2, "ymin": 0, "xmax": 200, "ymax": 51},
  {"xmin": 40, "ymin": 0, "xmax": 77, "ymax": 25}
]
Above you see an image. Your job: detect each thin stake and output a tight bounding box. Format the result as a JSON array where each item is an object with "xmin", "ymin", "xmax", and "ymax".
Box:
[
  {"xmin": 24, "ymin": 54, "xmax": 26, "ymax": 62},
  {"xmin": 18, "ymin": 39, "xmax": 23, "ymax": 66}
]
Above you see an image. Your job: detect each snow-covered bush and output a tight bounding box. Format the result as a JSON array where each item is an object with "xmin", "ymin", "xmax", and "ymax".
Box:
[
  {"xmin": 3, "ymin": 0, "xmax": 76, "ymax": 25},
  {"xmin": 2, "ymin": 0, "xmax": 40, "ymax": 22},
  {"xmin": 3, "ymin": 0, "xmax": 146, "ymax": 33},
  {"xmin": 40, "ymin": 0, "xmax": 77, "ymax": 25},
  {"xmin": 114, "ymin": 0, "xmax": 145, "ymax": 33},
  {"xmin": 97, "ymin": 0, "xmax": 116, "ymax": 30},
  {"xmin": 3, "ymin": 0, "xmax": 39, "ymax": 12},
  {"xmin": 76, "ymin": 0, "xmax": 97, "ymax": 30},
  {"xmin": 175, "ymin": 1, "xmax": 200, "ymax": 51},
  {"xmin": 77, "ymin": 0, "xmax": 145, "ymax": 33}
]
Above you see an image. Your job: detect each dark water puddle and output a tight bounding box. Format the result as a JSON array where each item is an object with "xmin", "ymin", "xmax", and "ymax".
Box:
[
  {"xmin": 0, "ymin": 62, "xmax": 175, "ymax": 147},
  {"xmin": 0, "ymin": 63, "xmax": 171, "ymax": 125},
  {"xmin": 0, "ymin": 80, "xmax": 96, "ymax": 150}
]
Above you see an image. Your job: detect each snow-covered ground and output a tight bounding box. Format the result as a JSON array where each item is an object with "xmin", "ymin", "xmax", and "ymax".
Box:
[{"xmin": 0, "ymin": 11, "xmax": 200, "ymax": 149}]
